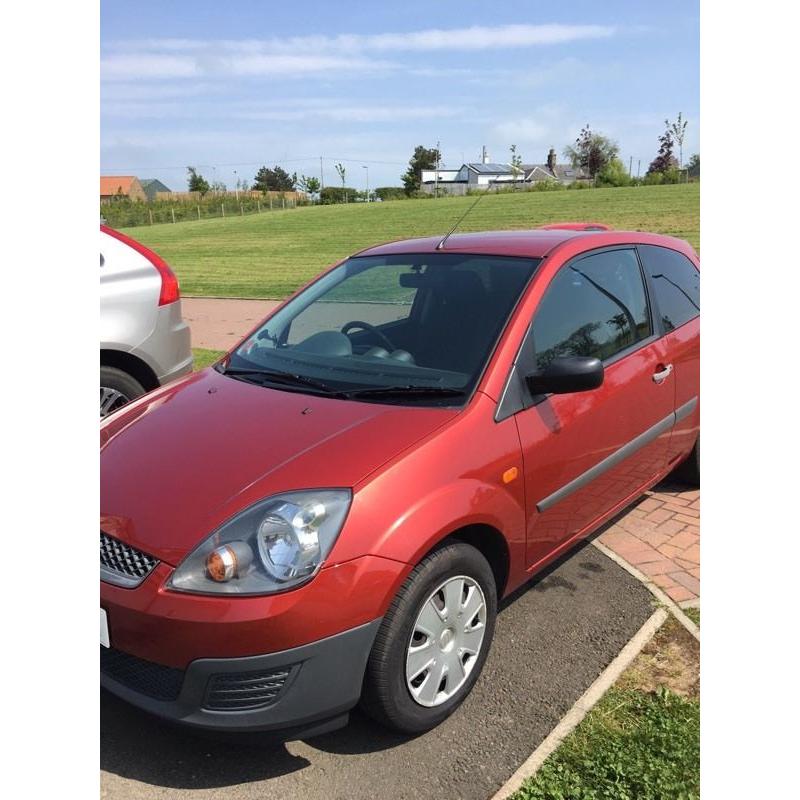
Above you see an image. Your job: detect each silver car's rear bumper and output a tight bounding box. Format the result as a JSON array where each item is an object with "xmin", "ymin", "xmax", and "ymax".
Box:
[{"xmin": 135, "ymin": 299, "xmax": 193, "ymax": 385}]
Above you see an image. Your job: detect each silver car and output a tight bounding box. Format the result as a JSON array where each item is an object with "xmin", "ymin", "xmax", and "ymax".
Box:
[{"xmin": 100, "ymin": 226, "xmax": 192, "ymax": 417}]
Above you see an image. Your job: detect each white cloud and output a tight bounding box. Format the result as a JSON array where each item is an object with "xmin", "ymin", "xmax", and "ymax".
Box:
[{"xmin": 102, "ymin": 24, "xmax": 617, "ymax": 81}]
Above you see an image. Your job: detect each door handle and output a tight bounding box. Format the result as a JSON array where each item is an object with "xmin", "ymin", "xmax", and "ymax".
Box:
[{"xmin": 652, "ymin": 364, "xmax": 673, "ymax": 384}]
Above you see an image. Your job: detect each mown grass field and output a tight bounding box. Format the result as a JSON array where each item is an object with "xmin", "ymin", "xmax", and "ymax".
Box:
[{"xmin": 121, "ymin": 183, "xmax": 699, "ymax": 299}]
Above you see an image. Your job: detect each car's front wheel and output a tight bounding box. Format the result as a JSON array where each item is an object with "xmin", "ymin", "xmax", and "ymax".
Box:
[
  {"xmin": 361, "ymin": 541, "xmax": 497, "ymax": 733},
  {"xmin": 100, "ymin": 366, "xmax": 145, "ymax": 418}
]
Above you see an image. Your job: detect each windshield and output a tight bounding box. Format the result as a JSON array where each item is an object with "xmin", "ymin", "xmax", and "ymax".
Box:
[{"xmin": 223, "ymin": 253, "xmax": 540, "ymax": 405}]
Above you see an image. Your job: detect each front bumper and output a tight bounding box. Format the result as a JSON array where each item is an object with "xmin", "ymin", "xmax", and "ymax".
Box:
[{"xmin": 101, "ymin": 618, "xmax": 381, "ymax": 736}]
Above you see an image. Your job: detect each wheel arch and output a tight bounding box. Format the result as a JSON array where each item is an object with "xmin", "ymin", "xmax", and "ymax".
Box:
[{"xmin": 100, "ymin": 349, "xmax": 160, "ymax": 391}]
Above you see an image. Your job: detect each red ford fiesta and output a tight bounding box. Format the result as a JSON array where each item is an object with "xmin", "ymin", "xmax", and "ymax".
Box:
[{"xmin": 100, "ymin": 225, "xmax": 699, "ymax": 738}]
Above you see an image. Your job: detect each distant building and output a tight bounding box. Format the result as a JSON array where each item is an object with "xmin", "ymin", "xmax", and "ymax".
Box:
[
  {"xmin": 100, "ymin": 175, "xmax": 147, "ymax": 203},
  {"xmin": 420, "ymin": 147, "xmax": 589, "ymax": 194},
  {"xmin": 139, "ymin": 179, "xmax": 172, "ymax": 202},
  {"xmin": 522, "ymin": 149, "xmax": 589, "ymax": 185}
]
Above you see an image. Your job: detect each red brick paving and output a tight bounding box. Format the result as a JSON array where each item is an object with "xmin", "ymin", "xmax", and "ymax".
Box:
[{"xmin": 598, "ymin": 482, "xmax": 700, "ymax": 603}]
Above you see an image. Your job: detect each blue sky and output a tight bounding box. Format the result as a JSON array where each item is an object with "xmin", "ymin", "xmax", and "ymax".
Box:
[{"xmin": 101, "ymin": 0, "xmax": 699, "ymax": 190}]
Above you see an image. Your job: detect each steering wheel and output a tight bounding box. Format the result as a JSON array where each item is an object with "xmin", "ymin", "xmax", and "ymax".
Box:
[{"xmin": 341, "ymin": 320, "xmax": 397, "ymax": 352}]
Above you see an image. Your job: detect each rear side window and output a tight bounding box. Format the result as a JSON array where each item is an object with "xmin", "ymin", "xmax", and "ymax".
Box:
[
  {"xmin": 638, "ymin": 245, "xmax": 700, "ymax": 332},
  {"xmin": 533, "ymin": 249, "xmax": 651, "ymax": 369}
]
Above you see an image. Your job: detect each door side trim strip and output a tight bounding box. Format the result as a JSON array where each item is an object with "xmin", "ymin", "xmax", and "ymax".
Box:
[{"xmin": 535, "ymin": 396, "xmax": 698, "ymax": 513}]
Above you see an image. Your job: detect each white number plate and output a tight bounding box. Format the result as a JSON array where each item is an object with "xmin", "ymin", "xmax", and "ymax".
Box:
[{"xmin": 100, "ymin": 608, "xmax": 110, "ymax": 648}]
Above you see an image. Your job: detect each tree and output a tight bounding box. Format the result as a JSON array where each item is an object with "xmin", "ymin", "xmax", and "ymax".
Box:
[
  {"xmin": 252, "ymin": 165, "xmax": 297, "ymax": 193},
  {"xmin": 647, "ymin": 123, "xmax": 678, "ymax": 175},
  {"xmin": 335, "ymin": 163, "xmax": 347, "ymax": 202},
  {"xmin": 667, "ymin": 112, "xmax": 688, "ymax": 168},
  {"xmin": 401, "ymin": 145, "xmax": 441, "ymax": 196},
  {"xmin": 564, "ymin": 126, "xmax": 618, "ymax": 180},
  {"xmin": 298, "ymin": 174, "xmax": 321, "ymax": 196},
  {"xmin": 597, "ymin": 157, "xmax": 631, "ymax": 187},
  {"xmin": 186, "ymin": 166, "xmax": 210, "ymax": 195},
  {"xmin": 210, "ymin": 180, "xmax": 227, "ymax": 194},
  {"xmin": 687, "ymin": 153, "xmax": 700, "ymax": 179},
  {"xmin": 509, "ymin": 144, "xmax": 523, "ymax": 184}
]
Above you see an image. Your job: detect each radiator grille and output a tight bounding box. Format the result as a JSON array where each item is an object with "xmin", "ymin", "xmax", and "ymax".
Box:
[
  {"xmin": 100, "ymin": 530, "xmax": 157, "ymax": 584},
  {"xmin": 100, "ymin": 646, "xmax": 184, "ymax": 701}
]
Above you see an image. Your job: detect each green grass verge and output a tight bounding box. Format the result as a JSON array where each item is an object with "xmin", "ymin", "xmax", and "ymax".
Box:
[
  {"xmin": 121, "ymin": 184, "xmax": 699, "ymax": 299},
  {"xmin": 192, "ymin": 348, "xmax": 225, "ymax": 370},
  {"xmin": 511, "ymin": 617, "xmax": 700, "ymax": 800},
  {"xmin": 513, "ymin": 686, "xmax": 700, "ymax": 800},
  {"xmin": 683, "ymin": 607, "xmax": 700, "ymax": 627}
]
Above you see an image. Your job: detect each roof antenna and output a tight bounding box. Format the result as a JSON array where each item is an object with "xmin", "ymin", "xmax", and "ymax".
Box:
[{"xmin": 436, "ymin": 190, "xmax": 487, "ymax": 250}]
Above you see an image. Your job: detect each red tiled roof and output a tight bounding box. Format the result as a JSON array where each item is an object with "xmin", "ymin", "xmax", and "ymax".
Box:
[{"xmin": 100, "ymin": 176, "xmax": 137, "ymax": 196}]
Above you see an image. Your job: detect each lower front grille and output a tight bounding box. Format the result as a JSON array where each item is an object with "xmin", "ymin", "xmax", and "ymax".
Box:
[
  {"xmin": 204, "ymin": 666, "xmax": 294, "ymax": 711},
  {"xmin": 100, "ymin": 646, "xmax": 184, "ymax": 701}
]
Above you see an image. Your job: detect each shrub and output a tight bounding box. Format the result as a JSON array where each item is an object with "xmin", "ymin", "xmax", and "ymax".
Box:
[
  {"xmin": 374, "ymin": 186, "xmax": 407, "ymax": 201},
  {"xmin": 320, "ymin": 186, "xmax": 359, "ymax": 204},
  {"xmin": 597, "ymin": 158, "xmax": 631, "ymax": 187}
]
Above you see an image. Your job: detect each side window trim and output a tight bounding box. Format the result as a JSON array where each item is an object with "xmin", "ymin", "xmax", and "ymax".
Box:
[{"xmin": 495, "ymin": 245, "xmax": 655, "ymax": 422}]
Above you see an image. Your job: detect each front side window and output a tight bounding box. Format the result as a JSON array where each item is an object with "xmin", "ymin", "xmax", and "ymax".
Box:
[
  {"xmin": 532, "ymin": 249, "xmax": 651, "ymax": 370},
  {"xmin": 224, "ymin": 253, "xmax": 539, "ymax": 404},
  {"xmin": 637, "ymin": 245, "xmax": 700, "ymax": 332}
]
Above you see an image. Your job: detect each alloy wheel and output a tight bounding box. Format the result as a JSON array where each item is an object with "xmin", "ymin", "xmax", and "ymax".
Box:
[{"xmin": 100, "ymin": 386, "xmax": 130, "ymax": 418}]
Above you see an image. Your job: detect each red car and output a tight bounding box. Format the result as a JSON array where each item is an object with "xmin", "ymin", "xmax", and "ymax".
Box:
[{"xmin": 100, "ymin": 226, "xmax": 699, "ymax": 738}]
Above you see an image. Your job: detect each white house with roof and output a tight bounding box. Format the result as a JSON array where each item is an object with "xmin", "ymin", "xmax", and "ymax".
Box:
[{"xmin": 420, "ymin": 147, "xmax": 589, "ymax": 194}]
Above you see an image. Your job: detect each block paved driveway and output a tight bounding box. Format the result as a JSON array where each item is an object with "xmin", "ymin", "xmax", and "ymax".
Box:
[
  {"xmin": 101, "ymin": 544, "xmax": 654, "ymax": 800},
  {"xmin": 598, "ymin": 483, "xmax": 700, "ymax": 603}
]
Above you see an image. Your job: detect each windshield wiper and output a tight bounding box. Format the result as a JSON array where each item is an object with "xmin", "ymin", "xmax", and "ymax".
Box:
[
  {"xmin": 344, "ymin": 385, "xmax": 467, "ymax": 400},
  {"xmin": 218, "ymin": 366, "xmax": 345, "ymax": 396}
]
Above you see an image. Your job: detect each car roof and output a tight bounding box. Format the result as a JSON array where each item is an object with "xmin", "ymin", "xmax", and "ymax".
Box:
[{"xmin": 356, "ymin": 228, "xmax": 695, "ymax": 261}]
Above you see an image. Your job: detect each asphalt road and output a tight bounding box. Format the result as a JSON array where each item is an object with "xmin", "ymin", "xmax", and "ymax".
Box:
[{"xmin": 101, "ymin": 542, "xmax": 653, "ymax": 800}]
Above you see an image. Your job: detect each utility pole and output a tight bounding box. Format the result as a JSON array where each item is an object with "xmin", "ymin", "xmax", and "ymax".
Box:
[
  {"xmin": 234, "ymin": 169, "xmax": 239, "ymax": 201},
  {"xmin": 637, "ymin": 160, "xmax": 641, "ymax": 179},
  {"xmin": 629, "ymin": 156, "xmax": 633, "ymax": 176},
  {"xmin": 435, "ymin": 140, "xmax": 440, "ymax": 199},
  {"xmin": 320, "ymin": 157, "xmax": 324, "ymax": 190},
  {"xmin": 362, "ymin": 165, "xmax": 369, "ymax": 202}
]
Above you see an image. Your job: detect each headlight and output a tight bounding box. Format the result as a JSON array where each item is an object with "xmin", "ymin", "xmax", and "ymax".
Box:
[{"xmin": 168, "ymin": 490, "xmax": 352, "ymax": 595}]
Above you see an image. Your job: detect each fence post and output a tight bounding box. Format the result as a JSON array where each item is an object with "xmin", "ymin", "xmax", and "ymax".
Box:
[
  {"xmin": 240, "ymin": 203, "xmax": 244, "ymax": 216},
  {"xmin": 257, "ymin": 200, "xmax": 261, "ymax": 213},
  {"xmin": 270, "ymin": 197, "xmax": 273, "ymax": 210},
  {"xmin": 221, "ymin": 203, "xmax": 225, "ymax": 218},
  {"xmin": 282, "ymin": 198, "xmax": 286, "ymax": 210},
  {"xmin": 197, "ymin": 205, "xmax": 201, "ymax": 221},
  {"xmin": 171, "ymin": 208, "xmax": 176, "ymax": 224}
]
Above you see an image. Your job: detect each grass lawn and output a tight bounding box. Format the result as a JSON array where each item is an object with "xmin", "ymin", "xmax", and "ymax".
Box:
[
  {"xmin": 192, "ymin": 347, "xmax": 225, "ymax": 370},
  {"xmin": 511, "ymin": 616, "xmax": 700, "ymax": 800},
  {"xmin": 121, "ymin": 183, "xmax": 699, "ymax": 299}
]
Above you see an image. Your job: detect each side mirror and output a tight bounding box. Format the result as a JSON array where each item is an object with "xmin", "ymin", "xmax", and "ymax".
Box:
[{"xmin": 525, "ymin": 356, "xmax": 604, "ymax": 396}]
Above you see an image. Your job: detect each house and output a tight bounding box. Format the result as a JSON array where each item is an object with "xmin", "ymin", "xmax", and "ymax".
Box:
[
  {"xmin": 139, "ymin": 178, "xmax": 171, "ymax": 202},
  {"xmin": 100, "ymin": 175, "xmax": 147, "ymax": 203},
  {"xmin": 420, "ymin": 147, "xmax": 588, "ymax": 194},
  {"xmin": 522, "ymin": 149, "xmax": 589, "ymax": 185}
]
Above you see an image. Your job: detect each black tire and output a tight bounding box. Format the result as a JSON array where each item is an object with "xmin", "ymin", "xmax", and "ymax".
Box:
[
  {"xmin": 673, "ymin": 436, "xmax": 700, "ymax": 486},
  {"xmin": 361, "ymin": 541, "xmax": 497, "ymax": 733},
  {"xmin": 100, "ymin": 366, "xmax": 146, "ymax": 418}
]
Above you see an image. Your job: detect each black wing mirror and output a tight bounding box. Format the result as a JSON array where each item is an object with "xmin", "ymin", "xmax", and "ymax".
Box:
[{"xmin": 525, "ymin": 356, "xmax": 604, "ymax": 396}]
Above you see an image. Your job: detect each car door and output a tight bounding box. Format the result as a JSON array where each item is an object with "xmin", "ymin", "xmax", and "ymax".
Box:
[
  {"xmin": 509, "ymin": 247, "xmax": 677, "ymax": 569},
  {"xmin": 637, "ymin": 244, "xmax": 700, "ymax": 467}
]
